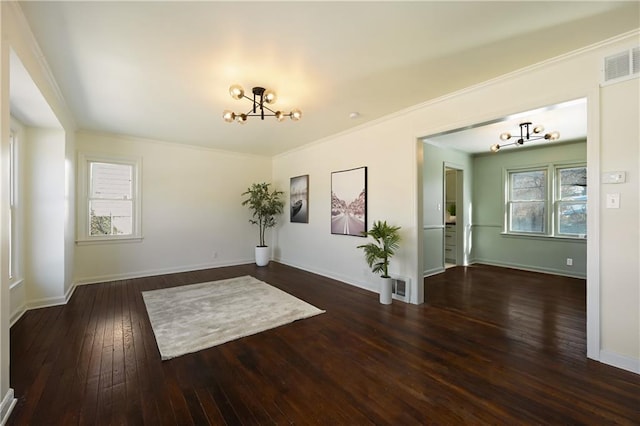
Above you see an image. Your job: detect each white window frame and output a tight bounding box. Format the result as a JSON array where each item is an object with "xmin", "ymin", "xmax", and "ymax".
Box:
[
  {"xmin": 77, "ymin": 152, "xmax": 142, "ymax": 243},
  {"xmin": 504, "ymin": 162, "xmax": 587, "ymax": 239},
  {"xmin": 555, "ymin": 164, "xmax": 587, "ymax": 238},
  {"xmin": 505, "ymin": 166, "xmax": 549, "ymax": 236}
]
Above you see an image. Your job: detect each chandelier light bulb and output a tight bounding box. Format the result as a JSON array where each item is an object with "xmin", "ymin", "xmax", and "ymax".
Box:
[
  {"xmin": 290, "ymin": 109, "xmax": 303, "ymax": 121},
  {"xmin": 500, "ymin": 132, "xmax": 511, "ymax": 141},
  {"xmin": 490, "ymin": 143, "xmax": 500, "ymax": 152},
  {"xmin": 236, "ymin": 113, "xmax": 247, "ymax": 124},
  {"xmin": 546, "ymin": 131, "xmax": 560, "ymax": 141},
  {"xmin": 222, "ymin": 110, "xmax": 235, "ymax": 123},
  {"xmin": 264, "ymin": 90, "xmax": 277, "ymax": 104},
  {"xmin": 229, "ymin": 84, "xmax": 244, "ymax": 100},
  {"xmin": 533, "ymin": 125, "xmax": 544, "ymax": 134},
  {"xmin": 275, "ymin": 111, "xmax": 285, "ymax": 122}
]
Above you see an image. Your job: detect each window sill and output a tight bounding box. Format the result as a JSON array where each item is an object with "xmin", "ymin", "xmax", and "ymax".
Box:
[
  {"xmin": 76, "ymin": 236, "xmax": 144, "ymax": 245},
  {"xmin": 500, "ymin": 232, "xmax": 587, "ymax": 242}
]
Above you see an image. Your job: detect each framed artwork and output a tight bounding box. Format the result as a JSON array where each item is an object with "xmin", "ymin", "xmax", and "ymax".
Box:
[
  {"xmin": 290, "ymin": 175, "xmax": 309, "ymax": 223},
  {"xmin": 331, "ymin": 166, "xmax": 367, "ymax": 236}
]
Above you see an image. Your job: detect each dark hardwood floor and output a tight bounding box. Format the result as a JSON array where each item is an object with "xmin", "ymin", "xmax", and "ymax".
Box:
[{"xmin": 8, "ymin": 263, "xmax": 640, "ymax": 425}]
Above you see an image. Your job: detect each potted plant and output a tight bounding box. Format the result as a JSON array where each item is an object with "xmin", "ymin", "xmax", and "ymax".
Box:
[
  {"xmin": 241, "ymin": 182, "xmax": 285, "ymax": 266},
  {"xmin": 357, "ymin": 220, "xmax": 401, "ymax": 304},
  {"xmin": 447, "ymin": 203, "xmax": 456, "ymax": 223}
]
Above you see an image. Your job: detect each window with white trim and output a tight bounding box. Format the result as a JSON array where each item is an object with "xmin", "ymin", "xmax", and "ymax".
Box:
[
  {"xmin": 508, "ymin": 168, "xmax": 547, "ymax": 234},
  {"xmin": 78, "ymin": 153, "xmax": 142, "ymax": 242},
  {"xmin": 556, "ymin": 166, "xmax": 587, "ymax": 237},
  {"xmin": 505, "ymin": 163, "xmax": 586, "ymax": 238}
]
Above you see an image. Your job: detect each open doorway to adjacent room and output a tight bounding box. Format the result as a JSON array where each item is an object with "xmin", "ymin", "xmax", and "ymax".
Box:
[{"xmin": 443, "ymin": 166, "xmax": 463, "ymax": 269}]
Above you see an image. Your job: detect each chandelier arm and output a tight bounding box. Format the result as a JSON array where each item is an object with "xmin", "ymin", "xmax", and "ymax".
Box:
[
  {"xmin": 244, "ymin": 113, "xmax": 278, "ymax": 117},
  {"xmin": 261, "ymin": 104, "xmax": 280, "ymax": 115}
]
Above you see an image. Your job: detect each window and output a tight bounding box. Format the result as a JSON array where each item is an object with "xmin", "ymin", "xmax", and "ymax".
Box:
[
  {"xmin": 556, "ymin": 166, "xmax": 587, "ymax": 236},
  {"xmin": 506, "ymin": 163, "xmax": 586, "ymax": 238},
  {"xmin": 508, "ymin": 169, "xmax": 547, "ymax": 234},
  {"xmin": 78, "ymin": 153, "xmax": 142, "ymax": 242}
]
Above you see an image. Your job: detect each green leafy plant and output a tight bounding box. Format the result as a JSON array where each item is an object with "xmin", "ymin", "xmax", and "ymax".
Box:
[
  {"xmin": 357, "ymin": 220, "xmax": 401, "ymax": 278},
  {"xmin": 447, "ymin": 203, "xmax": 456, "ymax": 216},
  {"xmin": 241, "ymin": 183, "xmax": 285, "ymax": 247}
]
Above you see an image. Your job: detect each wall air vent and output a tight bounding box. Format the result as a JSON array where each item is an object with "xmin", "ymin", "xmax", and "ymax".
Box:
[{"xmin": 602, "ymin": 46, "xmax": 640, "ymax": 85}]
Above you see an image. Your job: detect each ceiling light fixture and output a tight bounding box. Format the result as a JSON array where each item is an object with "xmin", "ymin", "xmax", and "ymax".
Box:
[
  {"xmin": 490, "ymin": 122, "xmax": 560, "ymax": 152},
  {"xmin": 222, "ymin": 85, "xmax": 302, "ymax": 124}
]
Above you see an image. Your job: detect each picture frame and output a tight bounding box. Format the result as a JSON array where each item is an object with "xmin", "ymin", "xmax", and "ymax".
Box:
[
  {"xmin": 290, "ymin": 175, "xmax": 309, "ymax": 223},
  {"xmin": 331, "ymin": 166, "xmax": 367, "ymax": 236}
]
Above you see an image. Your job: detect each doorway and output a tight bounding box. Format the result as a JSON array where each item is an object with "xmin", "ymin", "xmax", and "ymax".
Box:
[{"xmin": 444, "ymin": 166, "xmax": 462, "ymax": 268}]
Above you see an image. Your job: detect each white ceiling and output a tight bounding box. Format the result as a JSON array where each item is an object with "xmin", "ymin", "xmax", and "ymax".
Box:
[
  {"xmin": 13, "ymin": 1, "xmax": 640, "ymax": 156},
  {"xmin": 424, "ymin": 98, "xmax": 588, "ymax": 154}
]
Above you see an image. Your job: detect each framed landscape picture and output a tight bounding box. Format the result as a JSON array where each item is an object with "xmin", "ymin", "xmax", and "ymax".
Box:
[
  {"xmin": 331, "ymin": 166, "xmax": 367, "ymax": 236},
  {"xmin": 290, "ymin": 175, "xmax": 309, "ymax": 223}
]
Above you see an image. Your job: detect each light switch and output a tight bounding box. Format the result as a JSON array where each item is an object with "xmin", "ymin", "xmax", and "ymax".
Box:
[
  {"xmin": 606, "ymin": 193, "xmax": 620, "ymax": 209},
  {"xmin": 602, "ymin": 171, "xmax": 626, "ymax": 184}
]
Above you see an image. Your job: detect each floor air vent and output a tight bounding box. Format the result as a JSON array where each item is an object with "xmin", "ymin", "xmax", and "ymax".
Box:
[
  {"xmin": 391, "ymin": 276, "xmax": 410, "ymax": 302},
  {"xmin": 603, "ymin": 46, "xmax": 640, "ymax": 85}
]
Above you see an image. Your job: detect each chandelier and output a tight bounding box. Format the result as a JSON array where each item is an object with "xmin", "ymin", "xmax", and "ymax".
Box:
[
  {"xmin": 490, "ymin": 122, "xmax": 560, "ymax": 152},
  {"xmin": 222, "ymin": 85, "xmax": 302, "ymax": 124}
]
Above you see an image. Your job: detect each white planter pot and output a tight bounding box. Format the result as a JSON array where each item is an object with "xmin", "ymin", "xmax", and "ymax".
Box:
[
  {"xmin": 380, "ymin": 276, "xmax": 393, "ymax": 304},
  {"xmin": 255, "ymin": 246, "xmax": 270, "ymax": 266}
]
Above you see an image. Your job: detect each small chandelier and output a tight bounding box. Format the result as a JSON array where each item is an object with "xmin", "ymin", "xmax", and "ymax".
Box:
[
  {"xmin": 222, "ymin": 85, "xmax": 302, "ymax": 124},
  {"xmin": 490, "ymin": 122, "xmax": 560, "ymax": 152}
]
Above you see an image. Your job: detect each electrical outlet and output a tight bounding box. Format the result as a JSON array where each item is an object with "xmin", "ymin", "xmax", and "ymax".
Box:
[{"xmin": 566, "ymin": 258, "xmax": 573, "ymax": 266}]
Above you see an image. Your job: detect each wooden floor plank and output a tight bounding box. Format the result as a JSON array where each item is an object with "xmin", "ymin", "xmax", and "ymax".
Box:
[{"xmin": 8, "ymin": 263, "xmax": 640, "ymax": 424}]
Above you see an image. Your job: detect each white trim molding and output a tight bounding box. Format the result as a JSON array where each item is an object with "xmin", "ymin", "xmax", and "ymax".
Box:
[
  {"xmin": 599, "ymin": 350, "xmax": 640, "ymax": 375},
  {"xmin": 0, "ymin": 388, "xmax": 17, "ymax": 426}
]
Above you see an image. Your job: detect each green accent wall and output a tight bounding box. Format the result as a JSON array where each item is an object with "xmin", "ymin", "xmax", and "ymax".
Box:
[
  {"xmin": 423, "ymin": 143, "xmax": 473, "ymax": 275},
  {"xmin": 472, "ymin": 140, "xmax": 587, "ymax": 278}
]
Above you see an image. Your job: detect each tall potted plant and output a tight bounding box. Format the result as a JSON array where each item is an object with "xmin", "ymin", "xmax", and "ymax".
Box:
[
  {"xmin": 241, "ymin": 182, "xmax": 285, "ymax": 266},
  {"xmin": 357, "ymin": 220, "xmax": 401, "ymax": 304}
]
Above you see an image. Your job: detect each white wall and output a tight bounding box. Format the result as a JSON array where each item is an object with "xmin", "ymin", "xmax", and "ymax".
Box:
[
  {"xmin": 272, "ymin": 123, "xmax": 419, "ymax": 299},
  {"xmin": 8, "ymin": 117, "xmax": 26, "ymax": 325},
  {"xmin": 24, "ymin": 128, "xmax": 66, "ymax": 303},
  {"xmin": 599, "ymin": 77, "xmax": 640, "ymax": 369},
  {"xmin": 274, "ymin": 31, "xmax": 640, "ymax": 372},
  {"xmin": 74, "ymin": 132, "xmax": 273, "ymax": 284}
]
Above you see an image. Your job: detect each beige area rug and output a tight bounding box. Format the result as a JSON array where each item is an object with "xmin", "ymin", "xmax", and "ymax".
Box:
[{"xmin": 142, "ymin": 275, "xmax": 325, "ymax": 360}]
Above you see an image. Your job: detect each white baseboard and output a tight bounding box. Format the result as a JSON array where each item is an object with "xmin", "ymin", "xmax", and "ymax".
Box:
[
  {"xmin": 599, "ymin": 350, "xmax": 640, "ymax": 375},
  {"xmin": 423, "ymin": 266, "xmax": 445, "ymax": 277},
  {"xmin": 73, "ymin": 258, "xmax": 253, "ymax": 286},
  {"xmin": 0, "ymin": 388, "xmax": 16, "ymax": 426},
  {"xmin": 25, "ymin": 283, "xmax": 77, "ymax": 311},
  {"xmin": 10, "ymin": 304, "xmax": 26, "ymax": 327},
  {"xmin": 274, "ymin": 258, "xmax": 376, "ymax": 295},
  {"xmin": 470, "ymin": 259, "xmax": 587, "ymax": 279}
]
